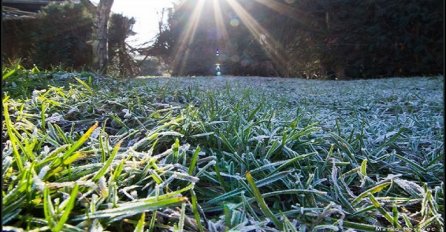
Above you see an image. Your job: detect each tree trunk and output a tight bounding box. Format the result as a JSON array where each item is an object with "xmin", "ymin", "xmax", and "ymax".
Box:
[{"xmin": 95, "ymin": 0, "xmax": 114, "ymax": 74}]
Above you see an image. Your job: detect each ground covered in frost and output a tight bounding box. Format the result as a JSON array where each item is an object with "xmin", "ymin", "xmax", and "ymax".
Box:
[{"xmin": 2, "ymin": 70, "xmax": 444, "ymax": 231}]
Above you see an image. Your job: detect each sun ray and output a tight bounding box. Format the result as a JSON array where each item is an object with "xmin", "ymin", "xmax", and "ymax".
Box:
[
  {"xmin": 254, "ymin": 0, "xmax": 301, "ymax": 21},
  {"xmin": 224, "ymin": 0, "xmax": 288, "ymax": 74},
  {"xmin": 253, "ymin": 0, "xmax": 320, "ymax": 33},
  {"xmin": 172, "ymin": 0, "xmax": 206, "ymax": 75},
  {"xmin": 212, "ymin": 0, "xmax": 229, "ymax": 42}
]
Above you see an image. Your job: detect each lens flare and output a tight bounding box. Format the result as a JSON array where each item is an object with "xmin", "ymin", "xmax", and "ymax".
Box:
[{"xmin": 229, "ymin": 18, "xmax": 240, "ymax": 27}]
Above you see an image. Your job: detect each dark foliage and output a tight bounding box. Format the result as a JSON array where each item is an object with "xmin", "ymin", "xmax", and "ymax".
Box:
[
  {"xmin": 1, "ymin": 2, "xmax": 94, "ymax": 70},
  {"xmin": 2, "ymin": 2, "xmax": 137, "ymax": 76},
  {"xmin": 34, "ymin": 3, "xmax": 94, "ymax": 69},
  {"xmin": 314, "ymin": 0, "xmax": 444, "ymax": 78},
  {"xmin": 1, "ymin": 18, "xmax": 39, "ymax": 67},
  {"xmin": 108, "ymin": 13, "xmax": 138, "ymax": 77},
  {"xmin": 149, "ymin": 0, "xmax": 443, "ymax": 78}
]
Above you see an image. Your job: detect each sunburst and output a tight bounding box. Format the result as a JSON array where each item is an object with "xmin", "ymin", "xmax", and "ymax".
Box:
[
  {"xmin": 172, "ymin": 0, "xmax": 206, "ymax": 74},
  {"xmin": 172, "ymin": 0, "xmax": 299, "ymax": 75},
  {"xmin": 212, "ymin": 0, "xmax": 229, "ymax": 42}
]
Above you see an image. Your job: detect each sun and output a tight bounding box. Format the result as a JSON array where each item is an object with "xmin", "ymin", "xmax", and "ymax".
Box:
[{"xmin": 172, "ymin": 0, "xmax": 303, "ymax": 74}]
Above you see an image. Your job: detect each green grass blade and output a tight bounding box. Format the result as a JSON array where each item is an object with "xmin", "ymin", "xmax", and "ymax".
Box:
[
  {"xmin": 2, "ymin": 68, "xmax": 17, "ymax": 80},
  {"xmin": 342, "ymin": 220, "xmax": 381, "ymax": 231},
  {"xmin": 246, "ymin": 172, "xmax": 283, "ymax": 230},
  {"xmin": 75, "ymin": 196, "xmax": 187, "ymax": 220},
  {"xmin": 224, "ymin": 204, "xmax": 231, "ymax": 229},
  {"xmin": 360, "ymin": 159, "xmax": 367, "ymax": 176},
  {"xmin": 368, "ymin": 193, "xmax": 401, "ymax": 228},
  {"xmin": 177, "ymin": 203, "xmax": 186, "ymax": 232},
  {"xmin": 272, "ymin": 152, "xmax": 317, "ymax": 174},
  {"xmin": 54, "ymin": 183, "xmax": 79, "ymax": 232},
  {"xmin": 392, "ymin": 204, "xmax": 399, "ymax": 228},
  {"xmin": 41, "ymin": 102, "xmax": 48, "ymax": 130},
  {"xmin": 43, "ymin": 186, "xmax": 55, "ymax": 229},
  {"xmin": 92, "ymin": 139, "xmax": 123, "ymax": 182},
  {"xmin": 188, "ymin": 146, "xmax": 201, "ymax": 175},
  {"xmin": 148, "ymin": 211, "xmax": 157, "ymax": 232},
  {"xmin": 395, "ymin": 154, "xmax": 427, "ymax": 173},
  {"xmin": 74, "ymin": 77, "xmax": 93, "ymax": 94},
  {"xmin": 62, "ymin": 122, "xmax": 99, "ymax": 161},
  {"xmin": 2, "ymin": 99, "xmax": 24, "ymax": 171},
  {"xmin": 352, "ymin": 182, "xmax": 391, "ymax": 205},
  {"xmin": 190, "ymin": 189, "xmax": 204, "ymax": 232},
  {"xmin": 134, "ymin": 213, "xmax": 145, "ymax": 232}
]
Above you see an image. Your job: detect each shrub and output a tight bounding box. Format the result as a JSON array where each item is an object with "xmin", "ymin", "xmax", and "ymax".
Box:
[{"xmin": 34, "ymin": 2, "xmax": 94, "ymax": 70}]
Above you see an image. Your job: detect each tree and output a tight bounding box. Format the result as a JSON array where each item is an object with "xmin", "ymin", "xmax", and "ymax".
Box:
[
  {"xmin": 108, "ymin": 13, "xmax": 137, "ymax": 77},
  {"xmin": 80, "ymin": 0, "xmax": 114, "ymax": 73},
  {"xmin": 94, "ymin": 0, "xmax": 114, "ymax": 74}
]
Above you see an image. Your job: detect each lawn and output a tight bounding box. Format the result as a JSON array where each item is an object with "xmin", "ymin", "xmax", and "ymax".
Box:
[{"xmin": 2, "ymin": 68, "xmax": 444, "ymax": 231}]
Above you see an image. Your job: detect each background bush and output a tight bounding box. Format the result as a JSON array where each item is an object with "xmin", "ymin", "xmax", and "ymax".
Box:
[
  {"xmin": 33, "ymin": 2, "xmax": 94, "ymax": 70},
  {"xmin": 2, "ymin": 3, "xmax": 94, "ymax": 70}
]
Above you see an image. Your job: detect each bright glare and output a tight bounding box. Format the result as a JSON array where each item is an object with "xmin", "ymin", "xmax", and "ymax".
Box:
[
  {"xmin": 212, "ymin": 0, "xmax": 229, "ymax": 41},
  {"xmin": 95, "ymin": 0, "xmax": 292, "ymax": 72},
  {"xmin": 92, "ymin": 0, "xmax": 176, "ymax": 46}
]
